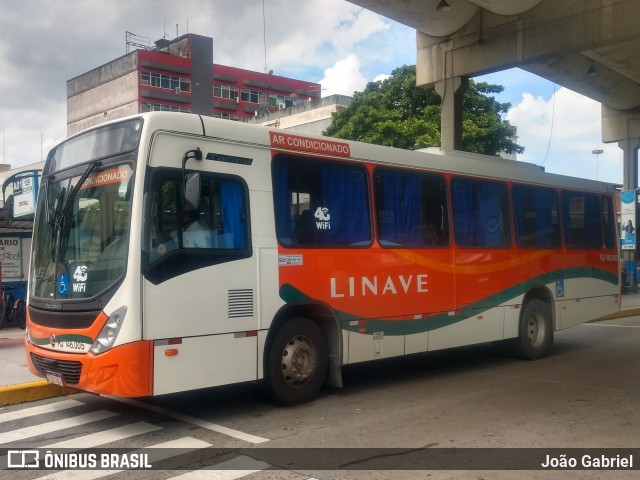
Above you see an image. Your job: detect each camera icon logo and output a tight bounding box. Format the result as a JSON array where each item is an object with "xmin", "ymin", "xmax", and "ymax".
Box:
[{"xmin": 8, "ymin": 450, "xmax": 39, "ymax": 468}]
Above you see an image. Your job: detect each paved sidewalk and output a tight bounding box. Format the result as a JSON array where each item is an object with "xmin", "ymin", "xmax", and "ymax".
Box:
[
  {"xmin": 0, "ymin": 326, "xmax": 78, "ymax": 406},
  {"xmin": 1, "ymin": 294, "xmax": 640, "ymax": 407}
]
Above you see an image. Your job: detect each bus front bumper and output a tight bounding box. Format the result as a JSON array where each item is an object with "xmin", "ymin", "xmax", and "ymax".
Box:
[{"xmin": 25, "ymin": 337, "xmax": 153, "ymax": 397}]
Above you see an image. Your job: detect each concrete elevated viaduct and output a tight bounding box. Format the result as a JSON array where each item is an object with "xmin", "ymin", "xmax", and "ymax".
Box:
[{"xmin": 348, "ymin": 0, "xmax": 640, "ymax": 190}]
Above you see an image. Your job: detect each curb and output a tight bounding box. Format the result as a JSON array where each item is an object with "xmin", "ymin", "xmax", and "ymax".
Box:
[
  {"xmin": 598, "ymin": 307, "xmax": 640, "ymax": 320},
  {"xmin": 0, "ymin": 380, "xmax": 79, "ymax": 407}
]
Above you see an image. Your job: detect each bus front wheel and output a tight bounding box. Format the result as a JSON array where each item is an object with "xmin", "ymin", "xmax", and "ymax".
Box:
[
  {"xmin": 262, "ymin": 317, "xmax": 328, "ymax": 405},
  {"xmin": 511, "ymin": 299, "xmax": 553, "ymax": 360}
]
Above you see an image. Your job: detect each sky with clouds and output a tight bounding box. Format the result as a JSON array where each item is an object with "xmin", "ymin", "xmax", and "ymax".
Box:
[{"xmin": 0, "ymin": 0, "xmax": 622, "ymax": 184}]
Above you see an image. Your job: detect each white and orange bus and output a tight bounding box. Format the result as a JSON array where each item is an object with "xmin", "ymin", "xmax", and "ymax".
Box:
[{"xmin": 25, "ymin": 112, "xmax": 620, "ymax": 405}]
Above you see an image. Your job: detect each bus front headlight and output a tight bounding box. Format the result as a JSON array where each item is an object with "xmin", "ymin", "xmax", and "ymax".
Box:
[{"xmin": 90, "ymin": 307, "xmax": 127, "ymax": 355}]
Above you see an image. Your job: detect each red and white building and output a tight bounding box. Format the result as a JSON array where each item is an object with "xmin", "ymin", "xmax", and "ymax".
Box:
[{"xmin": 67, "ymin": 33, "xmax": 321, "ymax": 135}]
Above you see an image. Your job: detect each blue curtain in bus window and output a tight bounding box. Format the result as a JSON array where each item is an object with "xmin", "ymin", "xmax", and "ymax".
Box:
[
  {"xmin": 380, "ymin": 170, "xmax": 422, "ymax": 245},
  {"xmin": 380, "ymin": 171, "xmax": 403, "ymax": 244},
  {"xmin": 535, "ymin": 189, "xmax": 559, "ymax": 247},
  {"xmin": 511, "ymin": 187, "xmax": 527, "ymax": 245},
  {"xmin": 321, "ymin": 163, "xmax": 370, "ymax": 245},
  {"xmin": 602, "ymin": 197, "xmax": 616, "ymax": 249},
  {"xmin": 583, "ymin": 194, "xmax": 602, "ymax": 249},
  {"xmin": 272, "ymin": 160, "xmax": 291, "ymax": 246},
  {"xmin": 561, "ymin": 192, "xmax": 576, "ymax": 247},
  {"xmin": 452, "ymin": 180, "xmax": 474, "ymax": 246},
  {"xmin": 474, "ymin": 182, "xmax": 503, "ymax": 246},
  {"xmin": 221, "ymin": 181, "xmax": 246, "ymax": 249},
  {"xmin": 562, "ymin": 192, "xmax": 594, "ymax": 249}
]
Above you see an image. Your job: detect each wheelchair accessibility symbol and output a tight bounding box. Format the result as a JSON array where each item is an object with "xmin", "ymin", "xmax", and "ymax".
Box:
[
  {"xmin": 57, "ymin": 274, "xmax": 69, "ymax": 296},
  {"xmin": 556, "ymin": 279, "xmax": 565, "ymax": 298}
]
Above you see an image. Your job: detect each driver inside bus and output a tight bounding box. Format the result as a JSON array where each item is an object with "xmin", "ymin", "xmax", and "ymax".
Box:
[{"xmin": 177, "ymin": 209, "xmax": 212, "ymax": 248}]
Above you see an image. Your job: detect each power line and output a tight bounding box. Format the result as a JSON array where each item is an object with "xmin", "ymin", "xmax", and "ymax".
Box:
[{"xmin": 539, "ymin": 83, "xmax": 557, "ymax": 167}]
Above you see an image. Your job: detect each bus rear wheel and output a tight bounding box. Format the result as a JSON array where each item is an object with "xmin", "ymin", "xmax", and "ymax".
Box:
[
  {"xmin": 511, "ymin": 299, "xmax": 553, "ymax": 360},
  {"xmin": 262, "ymin": 317, "xmax": 327, "ymax": 405}
]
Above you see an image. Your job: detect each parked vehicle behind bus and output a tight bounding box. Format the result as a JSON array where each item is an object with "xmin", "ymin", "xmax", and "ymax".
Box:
[{"xmin": 25, "ymin": 113, "xmax": 620, "ymax": 405}]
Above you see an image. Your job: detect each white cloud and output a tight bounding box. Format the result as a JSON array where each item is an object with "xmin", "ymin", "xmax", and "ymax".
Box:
[
  {"xmin": 319, "ymin": 55, "xmax": 368, "ymax": 97},
  {"xmin": 330, "ymin": 9, "xmax": 390, "ymax": 54},
  {"xmin": 0, "ymin": 0, "xmax": 403, "ymax": 169},
  {"xmin": 373, "ymin": 73, "xmax": 390, "ymax": 83},
  {"xmin": 507, "ymin": 87, "xmax": 623, "ymax": 183}
]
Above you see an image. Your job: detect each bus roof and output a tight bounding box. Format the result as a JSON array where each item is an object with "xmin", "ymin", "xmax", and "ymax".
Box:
[{"xmin": 84, "ymin": 112, "xmax": 619, "ymax": 195}]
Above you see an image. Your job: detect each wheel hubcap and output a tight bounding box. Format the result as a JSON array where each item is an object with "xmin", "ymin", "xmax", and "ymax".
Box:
[
  {"xmin": 281, "ymin": 335, "xmax": 317, "ymax": 386},
  {"xmin": 527, "ymin": 312, "xmax": 545, "ymax": 347}
]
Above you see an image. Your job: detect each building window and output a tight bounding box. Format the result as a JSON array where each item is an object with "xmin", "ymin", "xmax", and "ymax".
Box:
[
  {"xmin": 241, "ymin": 89, "xmax": 265, "ymax": 104},
  {"xmin": 213, "ymin": 112, "xmax": 241, "ymax": 121},
  {"xmin": 141, "ymin": 71, "xmax": 191, "ymax": 93},
  {"xmin": 214, "ymin": 84, "xmax": 239, "ymax": 101},
  {"xmin": 141, "ymin": 102, "xmax": 190, "ymax": 113},
  {"xmin": 269, "ymin": 93, "xmax": 289, "ymax": 108}
]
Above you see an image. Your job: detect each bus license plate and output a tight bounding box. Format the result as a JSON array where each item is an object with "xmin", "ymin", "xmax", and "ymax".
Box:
[{"xmin": 45, "ymin": 371, "xmax": 64, "ymax": 387}]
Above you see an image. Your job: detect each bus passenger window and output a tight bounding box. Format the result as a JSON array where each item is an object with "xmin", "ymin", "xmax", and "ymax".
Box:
[
  {"xmin": 273, "ymin": 155, "xmax": 371, "ymax": 247},
  {"xmin": 561, "ymin": 191, "xmax": 602, "ymax": 249},
  {"xmin": 374, "ymin": 167, "xmax": 449, "ymax": 247},
  {"xmin": 452, "ymin": 177, "xmax": 511, "ymax": 248},
  {"xmin": 512, "ymin": 185, "xmax": 560, "ymax": 249}
]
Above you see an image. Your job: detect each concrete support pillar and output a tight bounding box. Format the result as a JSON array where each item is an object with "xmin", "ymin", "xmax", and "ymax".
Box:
[
  {"xmin": 619, "ymin": 138, "xmax": 640, "ymax": 191},
  {"xmin": 435, "ymin": 77, "xmax": 468, "ymax": 151}
]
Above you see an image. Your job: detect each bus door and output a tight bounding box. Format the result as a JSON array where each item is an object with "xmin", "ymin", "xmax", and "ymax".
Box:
[{"xmin": 142, "ymin": 139, "xmax": 257, "ymax": 394}]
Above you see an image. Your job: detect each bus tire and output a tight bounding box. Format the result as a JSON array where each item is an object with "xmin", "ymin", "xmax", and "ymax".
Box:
[
  {"xmin": 512, "ymin": 299, "xmax": 553, "ymax": 360},
  {"xmin": 262, "ymin": 317, "xmax": 328, "ymax": 406}
]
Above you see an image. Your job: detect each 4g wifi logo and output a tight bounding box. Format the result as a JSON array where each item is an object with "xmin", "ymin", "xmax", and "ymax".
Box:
[
  {"xmin": 314, "ymin": 206, "xmax": 331, "ymax": 230},
  {"xmin": 72, "ymin": 265, "xmax": 88, "ymax": 293},
  {"xmin": 8, "ymin": 450, "xmax": 39, "ymax": 468}
]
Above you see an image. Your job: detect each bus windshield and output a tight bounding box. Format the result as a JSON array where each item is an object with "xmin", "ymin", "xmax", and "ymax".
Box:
[{"xmin": 30, "ymin": 163, "xmax": 134, "ymax": 300}]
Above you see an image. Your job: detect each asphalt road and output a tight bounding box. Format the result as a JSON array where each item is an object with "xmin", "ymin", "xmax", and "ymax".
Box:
[{"xmin": 1, "ymin": 315, "xmax": 639, "ymax": 479}]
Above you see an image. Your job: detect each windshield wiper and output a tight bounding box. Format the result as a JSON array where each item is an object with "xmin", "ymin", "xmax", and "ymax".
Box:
[
  {"xmin": 49, "ymin": 160, "xmax": 101, "ymax": 261},
  {"xmin": 49, "ymin": 186, "xmax": 67, "ymax": 260},
  {"xmin": 56, "ymin": 160, "xmax": 102, "ymax": 226}
]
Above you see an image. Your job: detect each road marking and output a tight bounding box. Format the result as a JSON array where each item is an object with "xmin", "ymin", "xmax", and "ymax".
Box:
[
  {"xmin": 585, "ymin": 323, "xmax": 640, "ymax": 328},
  {"xmin": 36, "ymin": 437, "xmax": 212, "ymax": 480},
  {"xmin": 168, "ymin": 454, "xmax": 270, "ymax": 479},
  {"xmin": 44, "ymin": 421, "xmax": 162, "ymax": 448},
  {"xmin": 104, "ymin": 395, "xmax": 269, "ymax": 444},
  {"xmin": 0, "ymin": 410, "xmax": 118, "ymax": 444},
  {"xmin": 0, "ymin": 398, "xmax": 85, "ymax": 424}
]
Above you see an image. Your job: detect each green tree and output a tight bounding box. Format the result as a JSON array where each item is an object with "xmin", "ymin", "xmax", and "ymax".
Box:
[{"xmin": 323, "ymin": 65, "xmax": 523, "ymax": 156}]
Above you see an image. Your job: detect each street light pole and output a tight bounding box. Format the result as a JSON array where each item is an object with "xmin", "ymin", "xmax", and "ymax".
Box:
[{"xmin": 592, "ymin": 149, "xmax": 603, "ymax": 180}]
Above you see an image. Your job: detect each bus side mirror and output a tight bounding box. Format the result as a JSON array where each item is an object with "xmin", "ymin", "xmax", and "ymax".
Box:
[
  {"xmin": 181, "ymin": 147, "xmax": 202, "ymax": 211},
  {"xmin": 184, "ymin": 173, "xmax": 201, "ymax": 211}
]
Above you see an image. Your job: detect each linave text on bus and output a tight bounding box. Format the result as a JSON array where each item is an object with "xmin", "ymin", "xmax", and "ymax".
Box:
[{"xmin": 330, "ymin": 274, "xmax": 428, "ymax": 298}]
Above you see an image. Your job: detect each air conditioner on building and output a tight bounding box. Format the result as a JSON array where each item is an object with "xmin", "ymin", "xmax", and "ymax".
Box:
[
  {"xmin": 175, "ymin": 87, "xmax": 181, "ymax": 94},
  {"xmin": 278, "ymin": 103, "xmax": 285, "ymax": 110}
]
